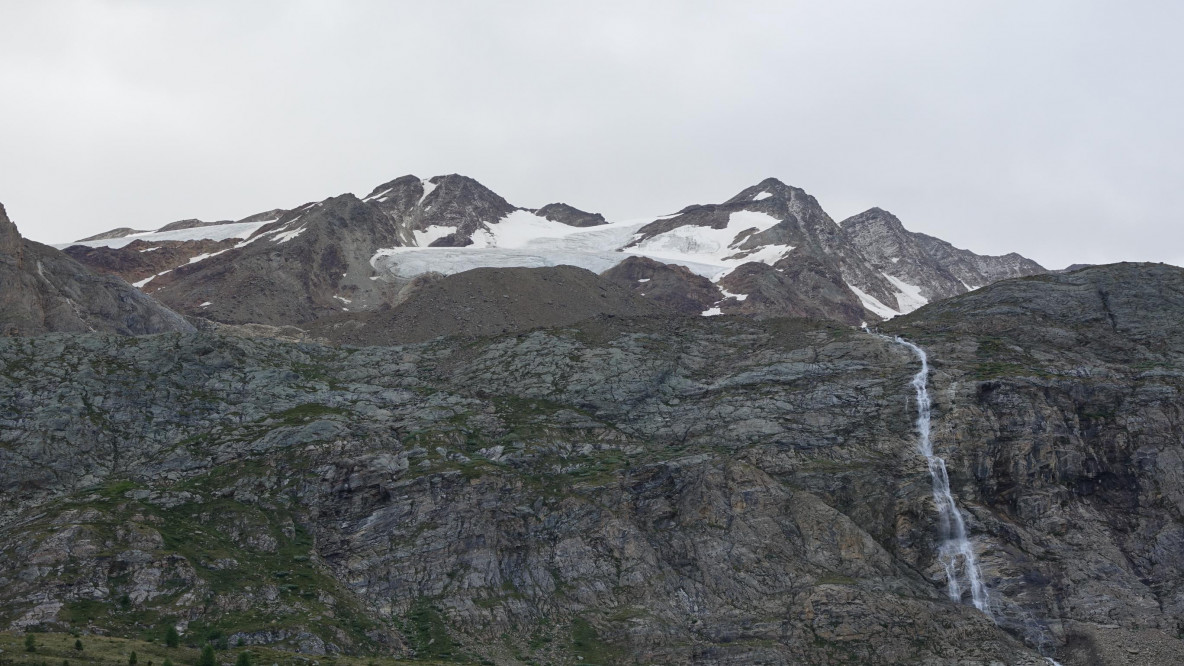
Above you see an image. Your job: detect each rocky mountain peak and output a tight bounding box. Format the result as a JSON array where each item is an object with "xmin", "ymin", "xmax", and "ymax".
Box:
[
  {"xmin": 842, "ymin": 207, "xmax": 903, "ymax": 230},
  {"xmin": 362, "ymin": 173, "xmax": 517, "ymax": 242},
  {"xmin": 724, "ymin": 177, "xmax": 808, "ymax": 205},
  {"xmin": 535, "ymin": 202, "xmax": 606, "ymax": 227},
  {"xmin": 360, "ymin": 174, "xmax": 430, "ymax": 217},
  {"xmin": 0, "ymin": 201, "xmax": 21, "ymax": 257},
  {"xmin": 839, "ymin": 206, "xmax": 1046, "ymax": 311},
  {"xmin": 365, "ymin": 173, "xmax": 421, "ymax": 197},
  {"xmin": 839, "ymin": 208, "xmax": 910, "ymax": 251},
  {"xmin": 422, "ymin": 174, "xmax": 516, "ymax": 224}
]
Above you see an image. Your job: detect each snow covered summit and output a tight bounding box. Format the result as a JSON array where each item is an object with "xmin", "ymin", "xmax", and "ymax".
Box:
[{"xmin": 60, "ymin": 174, "xmax": 1045, "ymax": 328}]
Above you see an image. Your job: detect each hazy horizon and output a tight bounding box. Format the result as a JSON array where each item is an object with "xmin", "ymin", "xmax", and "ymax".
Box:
[{"xmin": 2, "ymin": 1, "xmax": 1182, "ymax": 270}]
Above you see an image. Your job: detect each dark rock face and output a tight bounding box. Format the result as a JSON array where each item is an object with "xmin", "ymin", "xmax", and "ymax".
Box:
[
  {"xmin": 0, "ymin": 202, "xmax": 20, "ymax": 256},
  {"xmin": 0, "ymin": 202, "xmax": 193, "ymax": 336},
  {"xmin": 841, "ymin": 207, "xmax": 1046, "ymax": 301},
  {"xmin": 64, "ymin": 238, "xmax": 239, "ymax": 285},
  {"xmin": 718, "ymin": 254, "xmax": 871, "ymax": 325},
  {"xmin": 311, "ymin": 265, "xmax": 670, "ymax": 345},
  {"xmin": 883, "ymin": 262, "xmax": 1184, "ymax": 663},
  {"xmin": 417, "ymin": 174, "xmax": 517, "ymax": 240},
  {"xmin": 148, "ymin": 195, "xmax": 407, "ymax": 326},
  {"xmin": 0, "ymin": 314, "xmax": 1047, "ymax": 664},
  {"xmin": 629, "ymin": 178, "xmax": 910, "ymax": 318},
  {"xmin": 601, "ymin": 255, "xmax": 722, "ymax": 314},
  {"xmin": 364, "ymin": 173, "xmax": 517, "ymax": 245},
  {"xmin": 3, "ymin": 264, "xmax": 1183, "ymax": 664},
  {"xmin": 426, "ymin": 232, "xmax": 472, "ymax": 247},
  {"xmin": 534, "ymin": 202, "xmax": 606, "ymax": 227}
]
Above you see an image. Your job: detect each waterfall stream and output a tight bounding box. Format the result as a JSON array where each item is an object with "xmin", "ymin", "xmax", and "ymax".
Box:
[
  {"xmin": 872, "ymin": 328, "xmax": 1066, "ymax": 660},
  {"xmin": 892, "ymin": 336, "xmax": 993, "ymax": 616}
]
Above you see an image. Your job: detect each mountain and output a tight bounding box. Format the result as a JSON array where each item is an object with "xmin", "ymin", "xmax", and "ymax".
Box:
[
  {"xmin": 142, "ymin": 196, "xmax": 409, "ymax": 326},
  {"xmin": 2, "ymin": 263, "xmax": 1182, "ymax": 664},
  {"xmin": 601, "ymin": 255, "xmax": 723, "ymax": 314},
  {"xmin": 59, "ymin": 174, "xmax": 1045, "ymax": 330},
  {"xmin": 841, "ymin": 207, "xmax": 1046, "ymax": 307},
  {"xmin": 362, "ymin": 174, "xmax": 515, "ymax": 247},
  {"xmin": 0, "ymin": 202, "xmax": 192, "ymax": 336}
]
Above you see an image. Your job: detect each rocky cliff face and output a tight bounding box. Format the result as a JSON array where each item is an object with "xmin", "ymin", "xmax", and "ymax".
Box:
[
  {"xmin": 2, "ymin": 263, "xmax": 1181, "ymax": 664},
  {"xmin": 841, "ymin": 207, "xmax": 1045, "ymax": 302},
  {"xmin": 884, "ymin": 262, "xmax": 1184, "ymax": 663},
  {"xmin": 0, "ymin": 202, "xmax": 193, "ymax": 337}
]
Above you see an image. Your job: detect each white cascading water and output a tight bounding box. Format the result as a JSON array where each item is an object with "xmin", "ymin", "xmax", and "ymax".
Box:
[{"xmin": 893, "ymin": 336, "xmax": 992, "ymax": 616}]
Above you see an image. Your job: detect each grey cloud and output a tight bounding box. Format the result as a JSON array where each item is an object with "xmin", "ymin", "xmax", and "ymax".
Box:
[{"xmin": 1, "ymin": 0, "xmax": 1181, "ymax": 270}]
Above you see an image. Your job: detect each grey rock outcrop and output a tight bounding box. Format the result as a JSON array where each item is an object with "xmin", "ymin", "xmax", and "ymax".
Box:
[
  {"xmin": 718, "ymin": 253, "xmax": 871, "ymax": 325},
  {"xmin": 0, "ymin": 202, "xmax": 193, "ymax": 336},
  {"xmin": 534, "ymin": 202, "xmax": 606, "ymax": 227},
  {"xmin": 363, "ymin": 173, "xmax": 517, "ymax": 247}
]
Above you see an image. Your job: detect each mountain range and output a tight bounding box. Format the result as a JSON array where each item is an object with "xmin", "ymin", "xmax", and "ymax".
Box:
[
  {"xmin": 56, "ymin": 174, "xmax": 1045, "ymax": 335},
  {"xmin": 6, "ymin": 176, "xmax": 1181, "ymax": 666}
]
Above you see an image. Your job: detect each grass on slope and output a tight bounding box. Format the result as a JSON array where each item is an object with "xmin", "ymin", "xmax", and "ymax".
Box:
[{"xmin": 0, "ymin": 633, "xmax": 465, "ymax": 666}]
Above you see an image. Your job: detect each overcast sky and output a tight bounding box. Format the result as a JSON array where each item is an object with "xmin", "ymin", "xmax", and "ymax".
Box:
[{"xmin": 1, "ymin": 1, "xmax": 1181, "ymax": 269}]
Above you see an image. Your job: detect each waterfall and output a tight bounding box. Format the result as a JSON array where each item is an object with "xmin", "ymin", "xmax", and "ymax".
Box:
[{"xmin": 893, "ymin": 336, "xmax": 992, "ymax": 616}]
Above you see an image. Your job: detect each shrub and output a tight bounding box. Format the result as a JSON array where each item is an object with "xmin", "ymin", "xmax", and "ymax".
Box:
[
  {"xmin": 196, "ymin": 644, "xmax": 216, "ymax": 666},
  {"xmin": 74, "ymin": 639, "xmax": 84, "ymax": 652}
]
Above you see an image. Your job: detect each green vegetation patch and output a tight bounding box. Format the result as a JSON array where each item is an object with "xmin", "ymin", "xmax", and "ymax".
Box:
[
  {"xmin": 401, "ymin": 599, "xmax": 462, "ymax": 662},
  {"xmin": 570, "ymin": 617, "xmax": 624, "ymax": 665},
  {"xmin": 274, "ymin": 403, "xmax": 348, "ymax": 424},
  {"xmin": 0, "ymin": 632, "xmax": 465, "ymax": 666}
]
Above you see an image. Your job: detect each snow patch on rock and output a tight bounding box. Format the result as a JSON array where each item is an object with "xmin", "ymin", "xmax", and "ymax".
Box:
[{"xmin": 59, "ymin": 220, "xmax": 275, "ymax": 250}]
